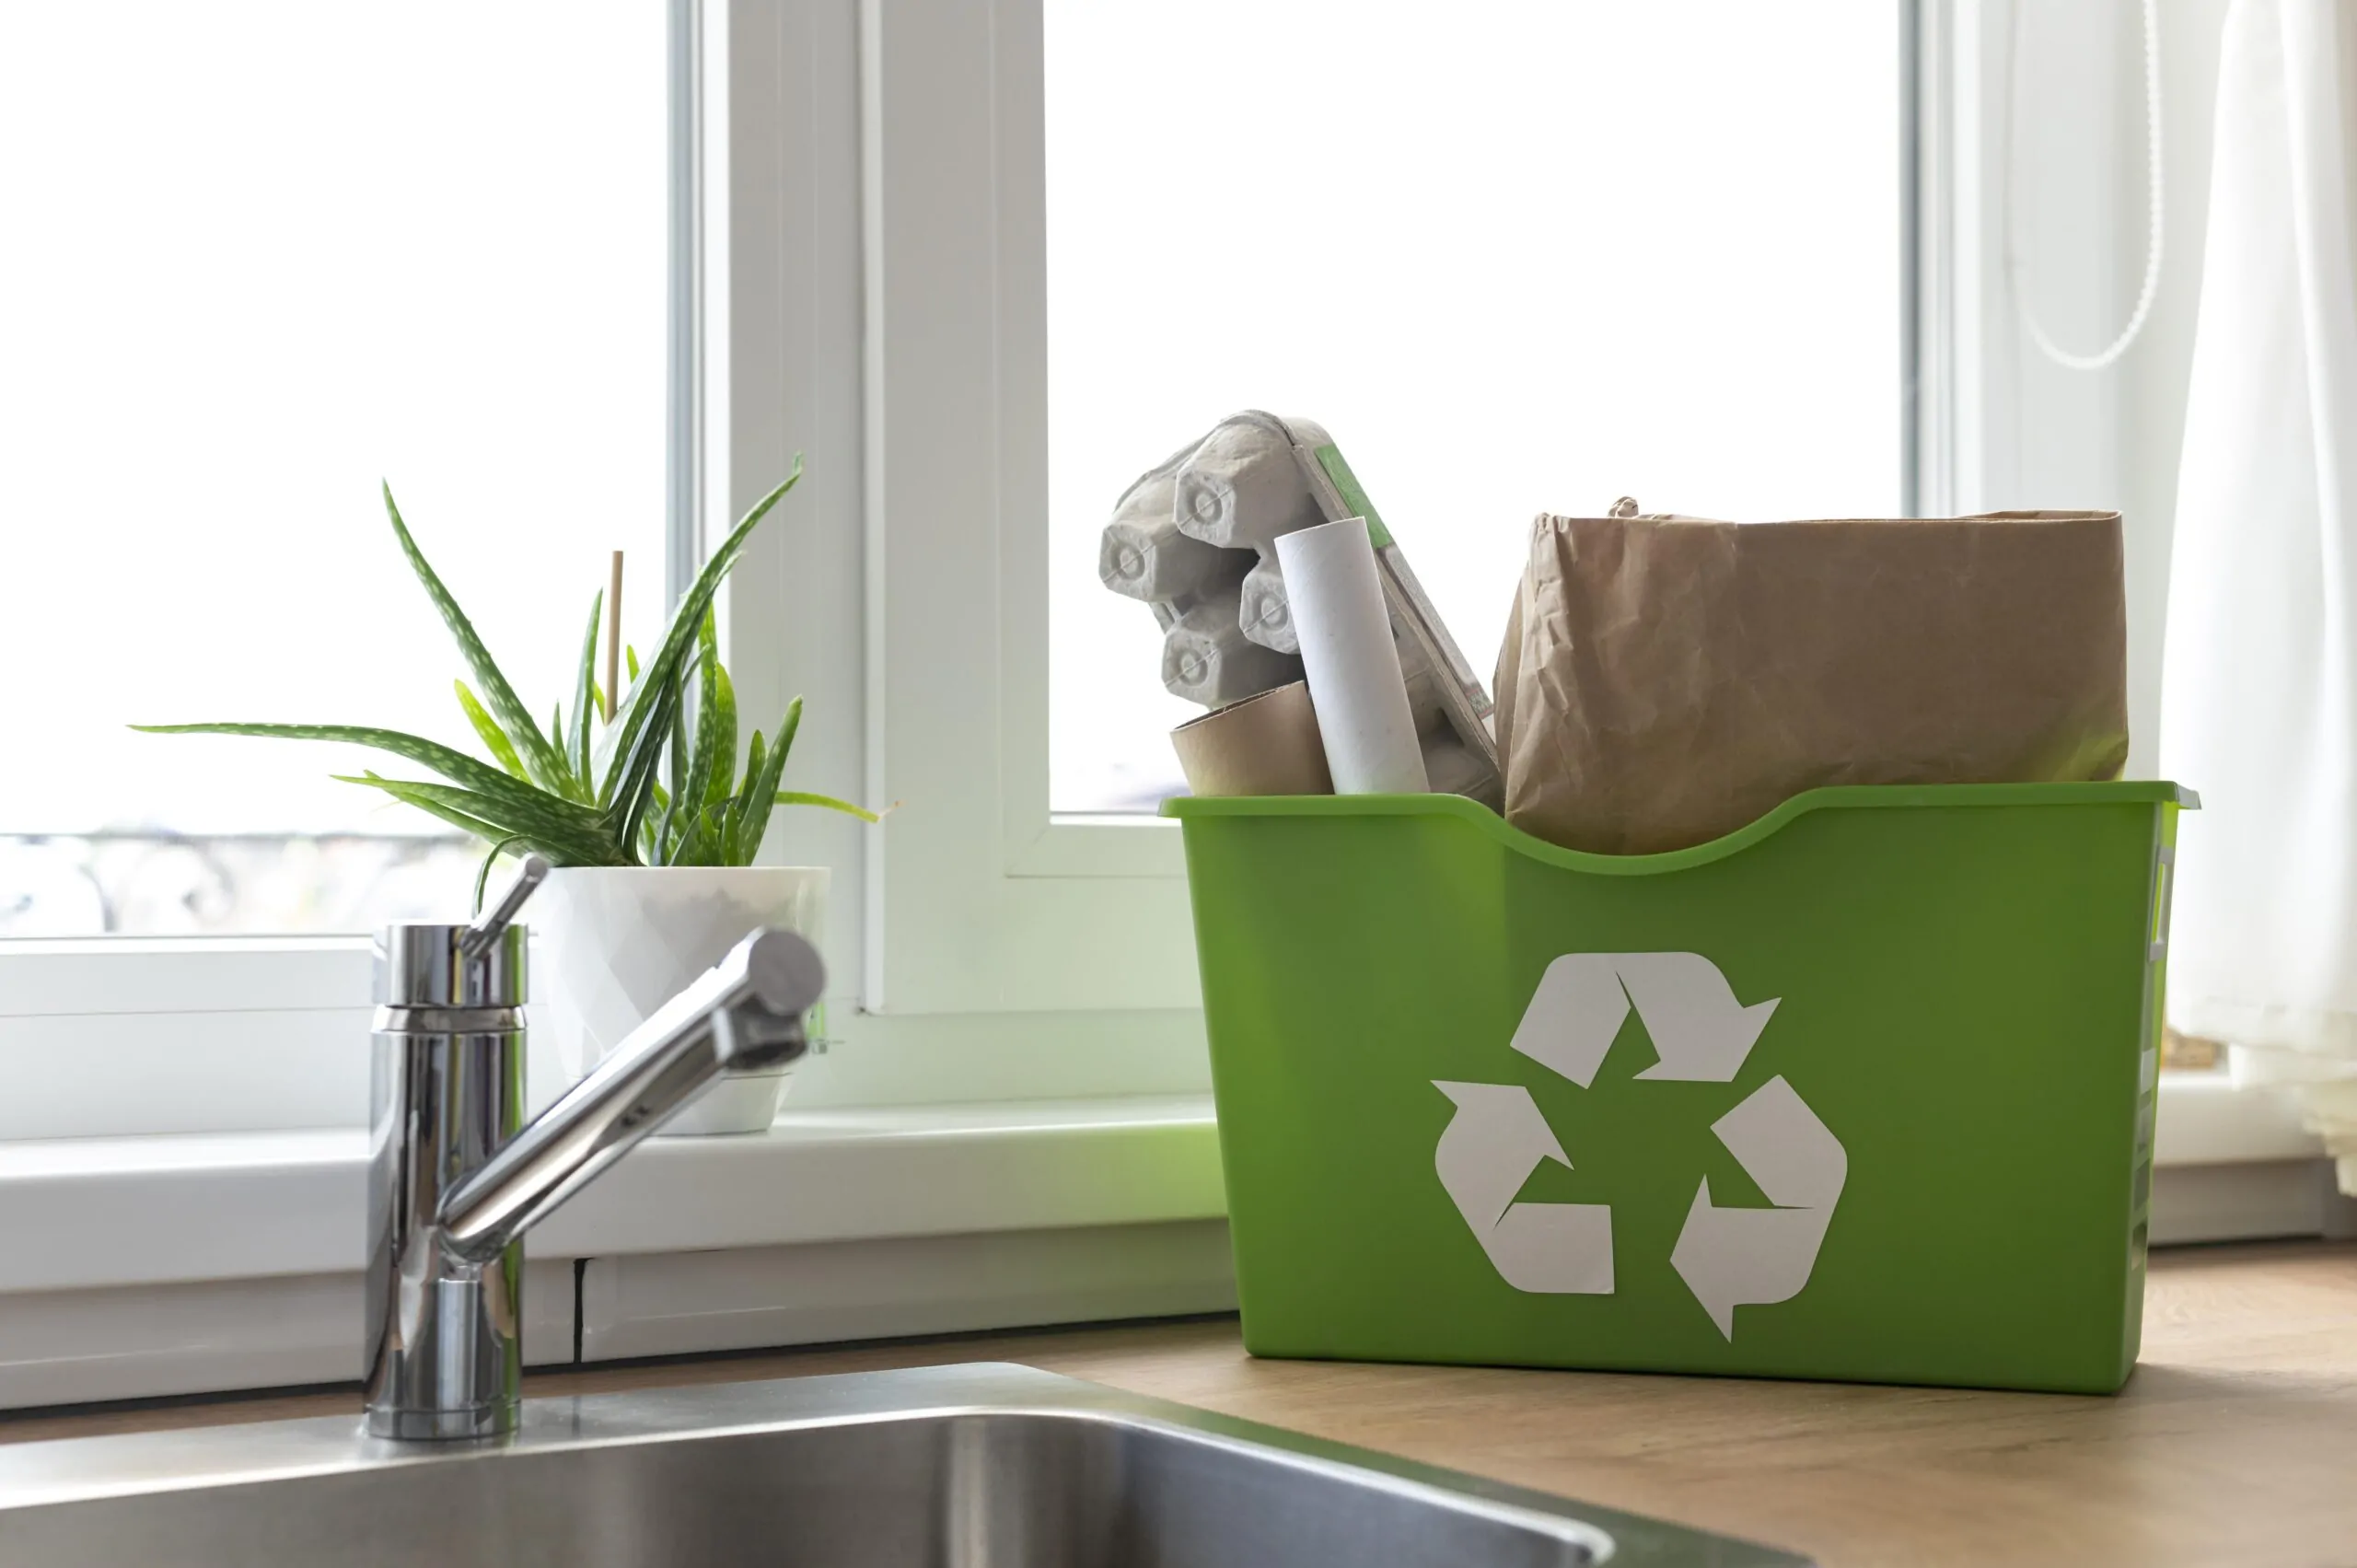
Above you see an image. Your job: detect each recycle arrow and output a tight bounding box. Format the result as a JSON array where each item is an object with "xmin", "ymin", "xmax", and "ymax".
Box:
[
  {"xmin": 1432, "ymin": 1082, "xmax": 1613, "ymax": 1295},
  {"xmin": 1670, "ymin": 1074, "xmax": 1847, "ymax": 1339},
  {"xmin": 1509, "ymin": 952, "xmax": 1780, "ymax": 1086},
  {"xmin": 1438, "ymin": 952, "xmax": 1845, "ymax": 1340}
]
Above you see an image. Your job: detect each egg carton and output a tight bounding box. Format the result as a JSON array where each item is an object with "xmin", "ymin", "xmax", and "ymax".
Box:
[{"xmin": 1099, "ymin": 411, "xmax": 1502, "ymax": 804}]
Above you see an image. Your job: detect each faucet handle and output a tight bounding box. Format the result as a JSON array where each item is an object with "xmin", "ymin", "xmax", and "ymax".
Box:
[
  {"xmin": 461, "ymin": 854, "xmax": 551, "ymax": 960},
  {"xmin": 375, "ymin": 855, "xmax": 550, "ymax": 1010}
]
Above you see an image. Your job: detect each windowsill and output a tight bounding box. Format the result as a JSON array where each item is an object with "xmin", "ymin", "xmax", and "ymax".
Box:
[
  {"xmin": 0, "ymin": 1078, "xmax": 2341, "ymax": 1410},
  {"xmin": 0, "ymin": 1096, "xmax": 1225, "ymax": 1297},
  {"xmin": 2151, "ymin": 1070, "xmax": 2323, "ymax": 1166},
  {"xmin": 0, "ymin": 1073, "xmax": 2323, "ymax": 1298}
]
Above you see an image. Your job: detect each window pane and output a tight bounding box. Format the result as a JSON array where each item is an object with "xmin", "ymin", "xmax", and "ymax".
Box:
[
  {"xmin": 0, "ymin": 3, "xmax": 669, "ymax": 934},
  {"xmin": 1047, "ymin": 2, "xmax": 1901, "ymax": 811}
]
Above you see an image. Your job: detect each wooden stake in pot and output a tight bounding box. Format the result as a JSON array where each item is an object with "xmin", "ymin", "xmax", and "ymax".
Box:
[{"xmin": 602, "ymin": 551, "xmax": 624, "ymax": 721}]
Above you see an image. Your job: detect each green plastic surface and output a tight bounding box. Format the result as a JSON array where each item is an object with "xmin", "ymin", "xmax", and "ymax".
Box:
[
  {"xmin": 1311, "ymin": 444, "xmax": 1395, "ymax": 549},
  {"xmin": 1166, "ymin": 784, "xmax": 2186, "ymax": 1393}
]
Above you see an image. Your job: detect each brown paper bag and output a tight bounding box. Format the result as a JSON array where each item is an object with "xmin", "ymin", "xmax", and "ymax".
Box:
[{"xmin": 1493, "ymin": 510, "xmax": 2130, "ymax": 854}]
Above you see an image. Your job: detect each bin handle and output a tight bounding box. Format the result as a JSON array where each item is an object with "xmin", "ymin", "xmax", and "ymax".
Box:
[{"xmin": 2149, "ymin": 842, "xmax": 2175, "ymax": 963}]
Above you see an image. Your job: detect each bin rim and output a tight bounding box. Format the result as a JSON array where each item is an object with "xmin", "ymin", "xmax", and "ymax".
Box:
[{"xmin": 1162, "ymin": 780, "xmax": 2197, "ymax": 877}]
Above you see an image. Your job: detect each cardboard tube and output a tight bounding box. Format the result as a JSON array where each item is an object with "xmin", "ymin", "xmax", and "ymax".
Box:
[
  {"xmin": 1170, "ymin": 681, "xmax": 1333, "ymax": 797},
  {"xmin": 1275, "ymin": 517, "xmax": 1430, "ymax": 795}
]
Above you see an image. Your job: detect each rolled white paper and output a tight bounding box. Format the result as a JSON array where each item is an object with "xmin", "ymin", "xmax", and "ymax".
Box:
[{"xmin": 1274, "ymin": 517, "xmax": 1431, "ymax": 795}]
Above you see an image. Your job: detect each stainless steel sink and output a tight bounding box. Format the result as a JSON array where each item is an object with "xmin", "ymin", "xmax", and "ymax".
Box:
[{"xmin": 0, "ymin": 1364, "xmax": 1807, "ymax": 1565}]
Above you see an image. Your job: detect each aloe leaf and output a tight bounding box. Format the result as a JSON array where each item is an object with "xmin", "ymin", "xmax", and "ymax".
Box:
[
  {"xmin": 134, "ymin": 722, "xmax": 603, "ymax": 832},
  {"xmin": 646, "ymin": 777, "xmax": 676, "ymax": 863},
  {"xmin": 724, "ymin": 730, "xmax": 765, "ymax": 867},
  {"xmin": 673, "ymin": 802, "xmax": 738, "ymax": 868},
  {"xmin": 686, "ymin": 610, "xmax": 723, "ymax": 801},
  {"xmin": 336, "ymin": 772, "xmax": 611, "ymax": 856},
  {"xmin": 655, "ymin": 694, "xmax": 689, "ymax": 864},
  {"xmin": 773, "ymin": 790, "xmax": 883, "ymax": 823},
  {"xmin": 691, "ymin": 612, "xmax": 739, "ymax": 809},
  {"xmin": 667, "ymin": 683, "xmax": 688, "ymax": 801},
  {"xmin": 653, "ymin": 790, "xmax": 680, "ymax": 865},
  {"xmin": 568, "ymin": 589, "xmax": 602, "ymax": 797},
  {"xmin": 670, "ymin": 808, "xmax": 711, "ymax": 867},
  {"xmin": 339, "ymin": 773, "xmax": 504, "ymax": 842},
  {"xmin": 679, "ymin": 645, "xmax": 717, "ymax": 835},
  {"xmin": 333, "ymin": 773, "xmax": 618, "ymax": 865},
  {"xmin": 380, "ymin": 482, "xmax": 571, "ymax": 794},
  {"xmin": 595, "ymin": 460, "xmax": 801, "ymax": 812},
  {"xmin": 609, "ymin": 675, "xmax": 681, "ymax": 858},
  {"xmin": 737, "ymin": 731, "xmax": 766, "ymax": 817},
  {"xmin": 454, "ymin": 681, "xmax": 526, "ymax": 779},
  {"xmin": 708, "ymin": 663, "xmax": 738, "ymax": 806},
  {"xmin": 770, "ymin": 693, "xmax": 803, "ymax": 773},
  {"xmin": 625, "ymin": 645, "xmax": 640, "ymax": 682},
  {"xmin": 336, "ymin": 774, "xmax": 603, "ymax": 865},
  {"xmin": 731, "ymin": 699, "xmax": 800, "ymax": 860},
  {"xmin": 473, "ymin": 834, "xmax": 528, "ymax": 913}
]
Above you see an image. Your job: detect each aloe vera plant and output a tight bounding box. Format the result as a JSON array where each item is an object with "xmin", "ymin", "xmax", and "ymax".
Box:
[{"xmin": 138, "ymin": 458, "xmax": 873, "ymax": 889}]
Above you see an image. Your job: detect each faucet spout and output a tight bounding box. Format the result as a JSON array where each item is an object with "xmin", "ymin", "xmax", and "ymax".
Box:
[{"xmin": 436, "ymin": 927, "xmax": 825, "ymax": 1265}]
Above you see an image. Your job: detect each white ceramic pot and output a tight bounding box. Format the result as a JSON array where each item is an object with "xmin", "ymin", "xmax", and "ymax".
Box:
[{"xmin": 532, "ymin": 865, "xmax": 828, "ymax": 1135}]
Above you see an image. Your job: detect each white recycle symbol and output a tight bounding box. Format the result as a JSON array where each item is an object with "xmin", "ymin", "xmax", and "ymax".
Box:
[{"xmin": 1434, "ymin": 952, "xmax": 1847, "ymax": 1339}]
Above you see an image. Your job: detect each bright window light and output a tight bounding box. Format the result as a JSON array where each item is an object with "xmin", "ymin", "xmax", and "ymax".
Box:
[
  {"xmin": 1047, "ymin": 2, "xmax": 1902, "ymax": 811},
  {"xmin": 0, "ymin": 3, "xmax": 668, "ymax": 934}
]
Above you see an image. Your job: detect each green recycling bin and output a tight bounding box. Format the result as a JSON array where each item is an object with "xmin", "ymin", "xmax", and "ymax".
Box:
[{"xmin": 1165, "ymin": 782, "xmax": 2191, "ymax": 1394}]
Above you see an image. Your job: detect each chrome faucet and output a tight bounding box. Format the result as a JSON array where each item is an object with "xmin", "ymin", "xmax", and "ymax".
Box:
[{"xmin": 364, "ymin": 856, "xmax": 824, "ymax": 1440}]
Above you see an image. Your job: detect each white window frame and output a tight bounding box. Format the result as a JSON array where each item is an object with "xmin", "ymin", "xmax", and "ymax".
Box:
[{"xmin": 848, "ymin": 0, "xmax": 1200, "ymax": 1018}]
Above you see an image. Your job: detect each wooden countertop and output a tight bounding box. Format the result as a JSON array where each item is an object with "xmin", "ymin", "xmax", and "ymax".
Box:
[{"xmin": 6, "ymin": 1241, "xmax": 2354, "ymax": 1566}]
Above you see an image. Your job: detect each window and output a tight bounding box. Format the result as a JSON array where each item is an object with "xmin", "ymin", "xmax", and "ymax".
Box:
[
  {"xmin": 0, "ymin": 3, "xmax": 672, "ymax": 935},
  {"xmin": 1045, "ymin": 3, "xmax": 1903, "ymax": 811}
]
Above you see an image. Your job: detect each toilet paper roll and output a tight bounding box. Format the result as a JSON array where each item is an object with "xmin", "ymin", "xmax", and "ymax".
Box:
[
  {"xmin": 1170, "ymin": 681, "xmax": 1333, "ymax": 797},
  {"xmin": 1274, "ymin": 517, "xmax": 1431, "ymax": 795}
]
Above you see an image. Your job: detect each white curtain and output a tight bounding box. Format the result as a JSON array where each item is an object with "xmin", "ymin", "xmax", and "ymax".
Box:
[{"xmin": 2161, "ymin": 0, "xmax": 2357, "ymax": 1190}]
